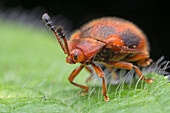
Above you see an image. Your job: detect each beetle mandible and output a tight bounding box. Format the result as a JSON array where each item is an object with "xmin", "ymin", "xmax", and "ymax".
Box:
[{"xmin": 42, "ymin": 13, "xmax": 153, "ymax": 101}]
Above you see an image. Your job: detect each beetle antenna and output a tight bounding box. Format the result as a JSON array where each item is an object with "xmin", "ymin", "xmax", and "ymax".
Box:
[
  {"xmin": 42, "ymin": 13, "xmax": 70, "ymax": 55},
  {"xmin": 56, "ymin": 27, "xmax": 70, "ymax": 55}
]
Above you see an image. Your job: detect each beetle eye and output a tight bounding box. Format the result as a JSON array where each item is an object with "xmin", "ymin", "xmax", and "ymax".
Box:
[{"xmin": 74, "ymin": 53, "xmax": 78, "ymax": 61}]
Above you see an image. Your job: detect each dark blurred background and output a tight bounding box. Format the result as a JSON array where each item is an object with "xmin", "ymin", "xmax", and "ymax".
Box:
[{"xmin": 0, "ymin": 0, "xmax": 170, "ymax": 61}]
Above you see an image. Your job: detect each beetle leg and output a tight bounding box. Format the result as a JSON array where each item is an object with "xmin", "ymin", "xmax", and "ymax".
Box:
[
  {"xmin": 125, "ymin": 52, "xmax": 153, "ymax": 67},
  {"xmin": 85, "ymin": 66, "xmax": 93, "ymax": 83},
  {"xmin": 104, "ymin": 64, "xmax": 113, "ymax": 71},
  {"xmin": 104, "ymin": 64, "xmax": 118, "ymax": 80},
  {"xmin": 91, "ymin": 63, "xmax": 109, "ymax": 101},
  {"xmin": 137, "ymin": 58, "xmax": 153, "ymax": 67},
  {"xmin": 107, "ymin": 61, "xmax": 153, "ymax": 83},
  {"xmin": 68, "ymin": 65, "xmax": 88, "ymax": 96}
]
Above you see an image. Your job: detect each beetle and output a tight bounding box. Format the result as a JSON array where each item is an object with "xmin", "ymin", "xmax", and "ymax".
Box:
[{"xmin": 42, "ymin": 13, "xmax": 153, "ymax": 101}]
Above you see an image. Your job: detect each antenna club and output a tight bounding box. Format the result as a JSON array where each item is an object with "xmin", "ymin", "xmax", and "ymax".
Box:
[
  {"xmin": 42, "ymin": 13, "xmax": 56, "ymax": 33},
  {"xmin": 42, "ymin": 13, "xmax": 70, "ymax": 55},
  {"xmin": 42, "ymin": 13, "xmax": 51, "ymax": 22}
]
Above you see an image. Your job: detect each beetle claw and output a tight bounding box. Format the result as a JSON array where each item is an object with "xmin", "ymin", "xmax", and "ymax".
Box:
[
  {"xmin": 144, "ymin": 78, "xmax": 154, "ymax": 83},
  {"xmin": 79, "ymin": 90, "xmax": 88, "ymax": 96},
  {"xmin": 104, "ymin": 95, "xmax": 110, "ymax": 101}
]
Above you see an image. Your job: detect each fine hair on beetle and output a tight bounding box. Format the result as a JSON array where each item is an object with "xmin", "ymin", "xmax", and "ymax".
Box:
[{"xmin": 42, "ymin": 13, "xmax": 154, "ymax": 101}]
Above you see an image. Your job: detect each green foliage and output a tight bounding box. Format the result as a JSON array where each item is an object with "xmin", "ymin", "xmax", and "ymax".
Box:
[{"xmin": 0, "ymin": 20, "xmax": 169, "ymax": 113}]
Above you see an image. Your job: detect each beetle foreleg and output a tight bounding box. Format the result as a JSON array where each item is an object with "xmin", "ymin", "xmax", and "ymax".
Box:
[
  {"xmin": 91, "ymin": 63, "xmax": 109, "ymax": 101},
  {"xmin": 68, "ymin": 65, "xmax": 88, "ymax": 95},
  {"xmin": 85, "ymin": 66, "xmax": 93, "ymax": 83},
  {"xmin": 108, "ymin": 61, "xmax": 153, "ymax": 83}
]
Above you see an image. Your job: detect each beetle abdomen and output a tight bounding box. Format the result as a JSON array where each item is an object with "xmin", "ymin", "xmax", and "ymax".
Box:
[{"xmin": 94, "ymin": 47, "xmax": 128, "ymax": 62}]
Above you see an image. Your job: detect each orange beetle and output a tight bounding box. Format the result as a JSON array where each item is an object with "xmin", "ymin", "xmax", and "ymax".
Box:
[{"xmin": 42, "ymin": 13, "xmax": 153, "ymax": 101}]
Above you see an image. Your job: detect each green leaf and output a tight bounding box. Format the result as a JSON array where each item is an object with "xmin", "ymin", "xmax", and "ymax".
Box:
[{"xmin": 0, "ymin": 20, "xmax": 169, "ymax": 113}]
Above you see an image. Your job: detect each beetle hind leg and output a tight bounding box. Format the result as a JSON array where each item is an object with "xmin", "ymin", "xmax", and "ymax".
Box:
[
  {"xmin": 133, "ymin": 65, "xmax": 153, "ymax": 83},
  {"xmin": 137, "ymin": 58, "xmax": 153, "ymax": 67},
  {"xmin": 108, "ymin": 61, "xmax": 153, "ymax": 83},
  {"xmin": 125, "ymin": 52, "xmax": 153, "ymax": 67}
]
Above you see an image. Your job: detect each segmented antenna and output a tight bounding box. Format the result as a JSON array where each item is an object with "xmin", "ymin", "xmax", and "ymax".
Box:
[{"xmin": 42, "ymin": 13, "xmax": 70, "ymax": 55}]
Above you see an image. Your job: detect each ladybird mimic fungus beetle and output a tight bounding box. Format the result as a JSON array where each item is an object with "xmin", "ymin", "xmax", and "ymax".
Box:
[{"xmin": 42, "ymin": 13, "xmax": 153, "ymax": 101}]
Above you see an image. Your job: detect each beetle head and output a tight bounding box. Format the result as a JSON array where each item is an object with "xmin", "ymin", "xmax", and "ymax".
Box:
[{"xmin": 66, "ymin": 48, "xmax": 85, "ymax": 64}]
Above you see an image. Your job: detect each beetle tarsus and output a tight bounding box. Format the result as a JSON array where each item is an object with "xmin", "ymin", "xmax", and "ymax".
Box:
[
  {"xmin": 79, "ymin": 89, "xmax": 89, "ymax": 96},
  {"xmin": 144, "ymin": 78, "xmax": 154, "ymax": 83},
  {"xmin": 104, "ymin": 95, "xmax": 110, "ymax": 101}
]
